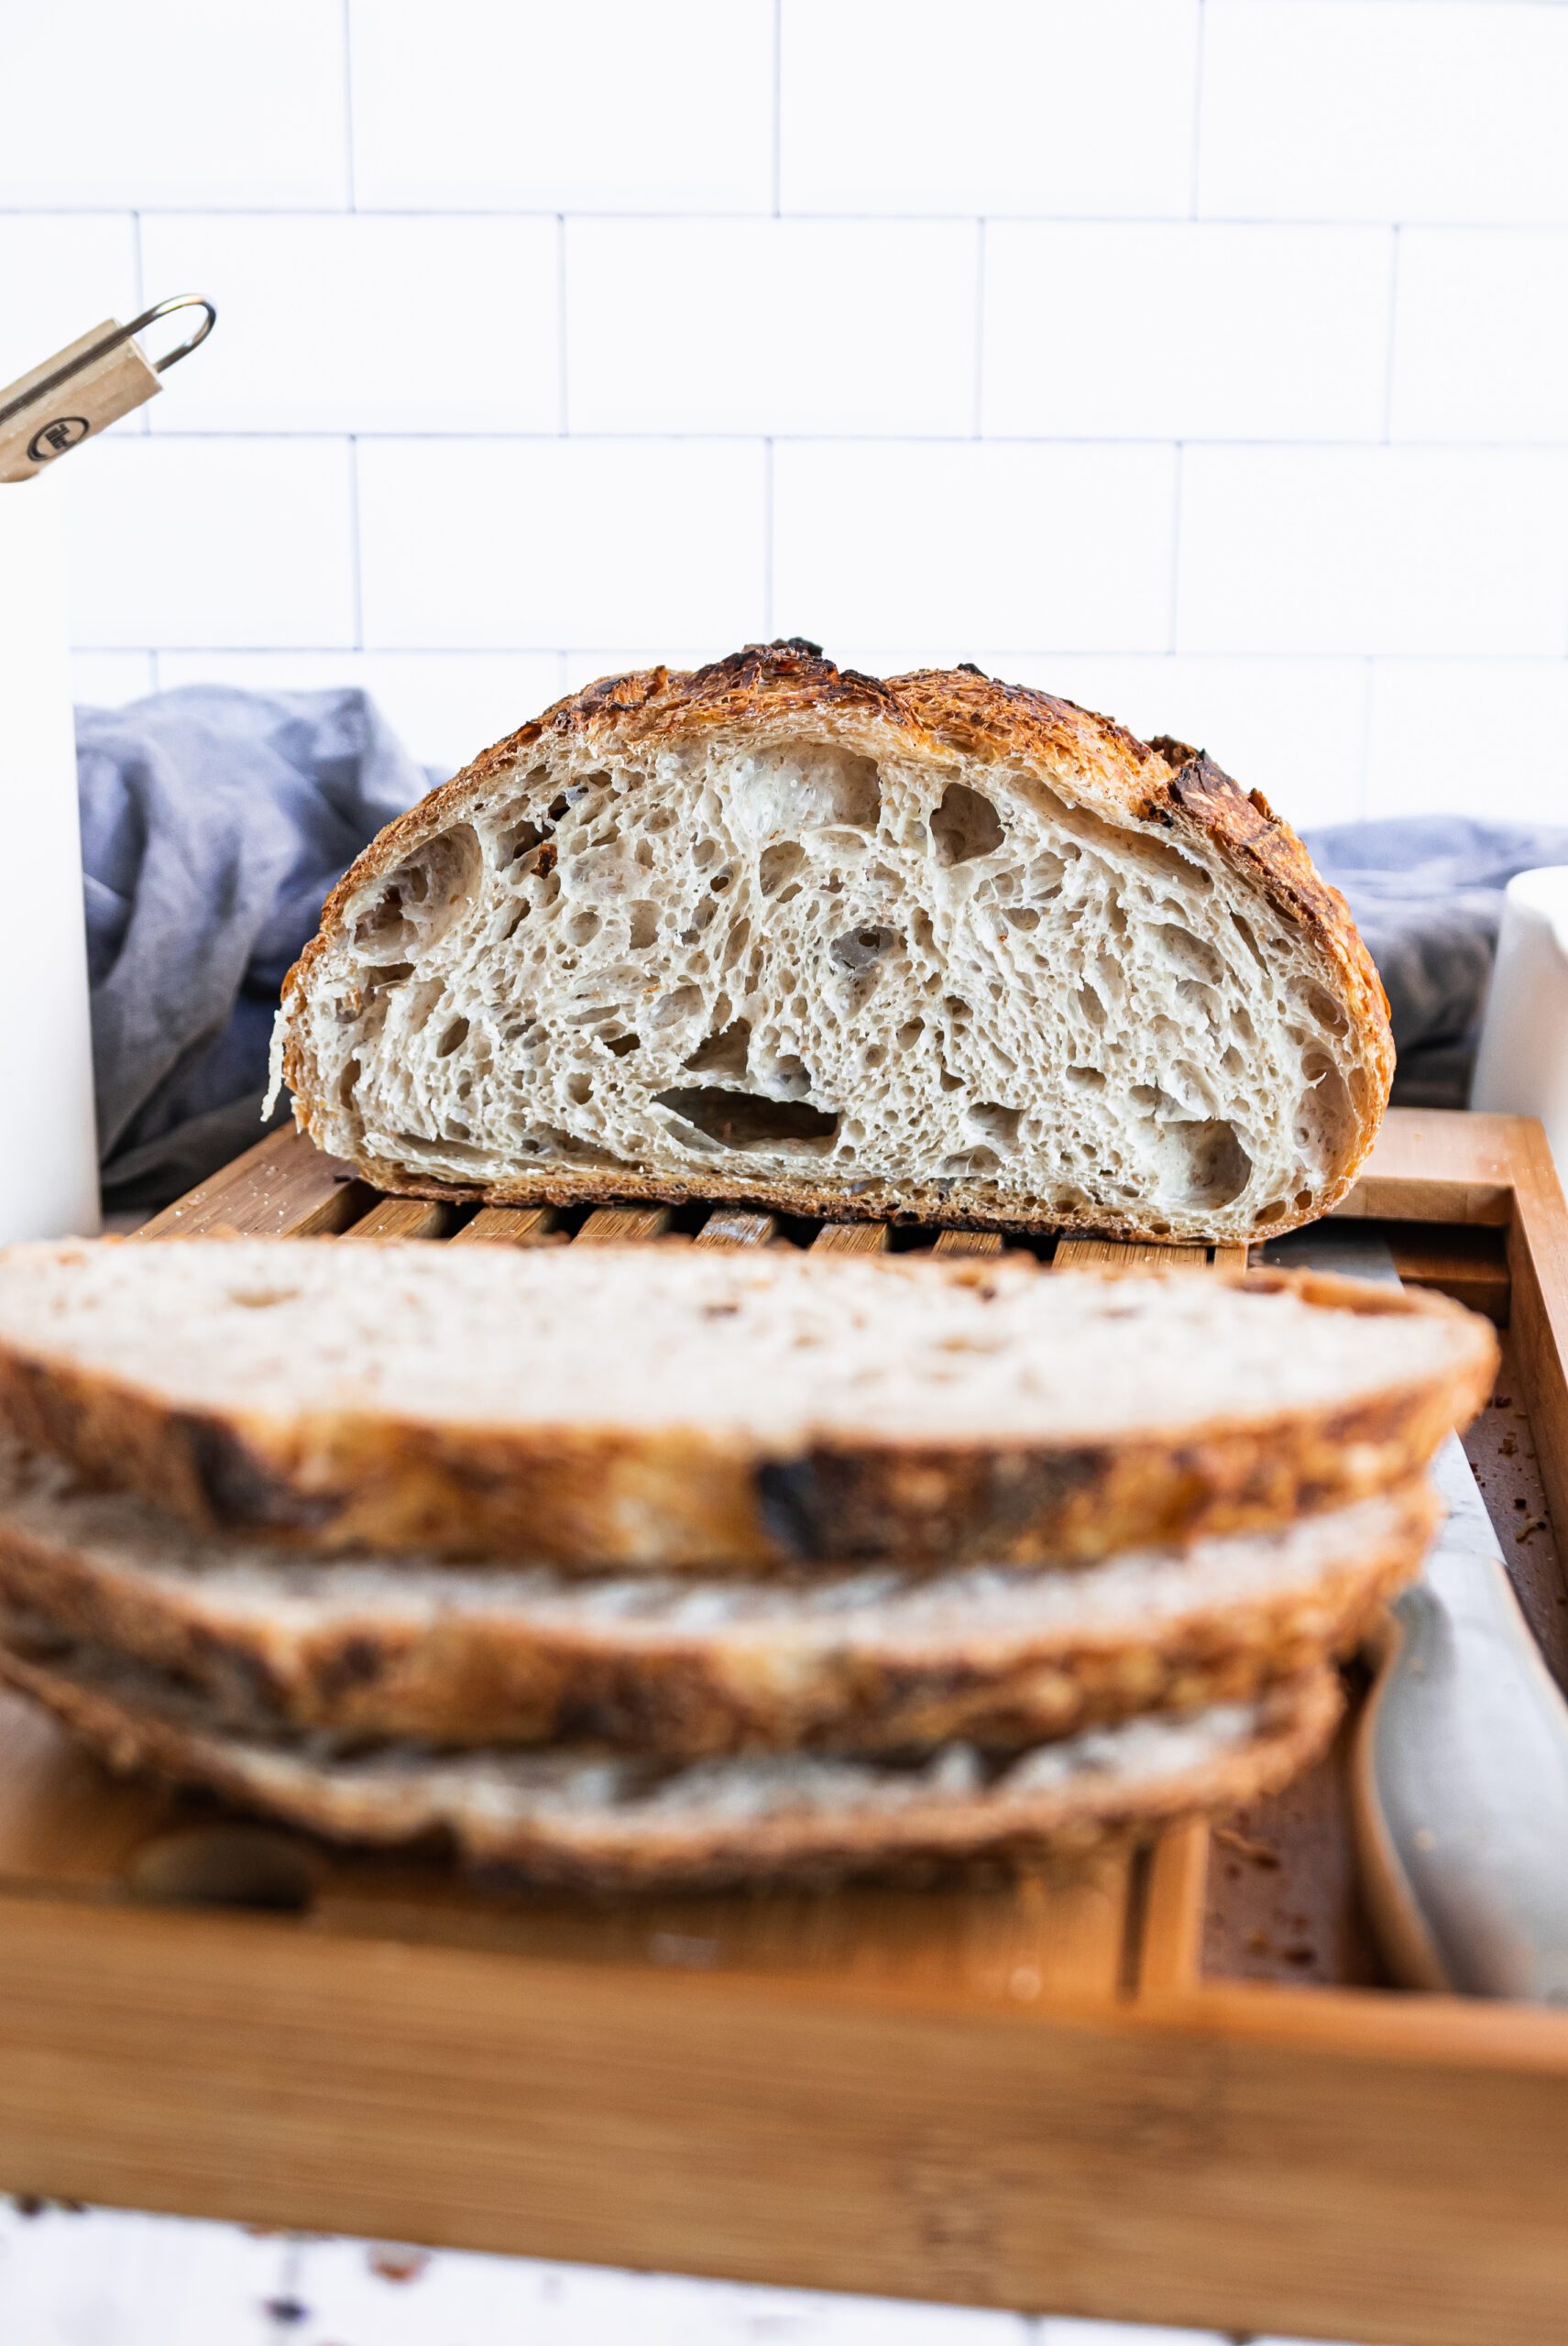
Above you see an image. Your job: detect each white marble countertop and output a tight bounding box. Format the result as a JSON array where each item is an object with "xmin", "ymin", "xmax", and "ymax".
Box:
[{"xmin": 0, "ymin": 2201, "xmax": 1380, "ymax": 2346}]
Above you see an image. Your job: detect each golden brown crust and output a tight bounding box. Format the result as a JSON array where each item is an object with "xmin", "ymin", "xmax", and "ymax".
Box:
[
  {"xmin": 0, "ymin": 1261, "xmax": 1497, "ymax": 1567},
  {"xmin": 0, "ymin": 1474, "xmax": 1434, "ymax": 1753},
  {"xmin": 278, "ymin": 642, "xmax": 1394, "ymax": 1243},
  {"xmin": 0, "ymin": 1628, "xmax": 1343, "ymax": 1892}
]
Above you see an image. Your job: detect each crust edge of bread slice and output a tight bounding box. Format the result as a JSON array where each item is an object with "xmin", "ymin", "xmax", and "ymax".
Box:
[
  {"xmin": 0, "ymin": 1448, "xmax": 1436, "ymax": 1753},
  {"xmin": 0, "ymin": 1248, "xmax": 1498, "ymax": 1568},
  {"xmin": 0, "ymin": 1619, "xmax": 1343, "ymax": 1892}
]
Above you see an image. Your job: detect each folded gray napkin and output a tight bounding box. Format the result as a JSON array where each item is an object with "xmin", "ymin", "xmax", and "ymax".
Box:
[
  {"xmin": 74, "ymin": 685, "xmax": 1568, "ymax": 1208},
  {"xmin": 77, "ymin": 685, "xmax": 433, "ymax": 1211},
  {"xmin": 1302, "ymin": 816, "xmax": 1568, "ymax": 1110}
]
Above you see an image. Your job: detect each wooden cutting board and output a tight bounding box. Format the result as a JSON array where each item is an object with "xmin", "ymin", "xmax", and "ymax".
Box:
[{"xmin": 0, "ymin": 1105, "xmax": 1563, "ymax": 2346}]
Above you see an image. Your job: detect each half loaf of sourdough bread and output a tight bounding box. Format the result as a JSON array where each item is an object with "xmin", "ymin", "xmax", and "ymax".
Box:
[
  {"xmin": 271, "ymin": 641, "xmax": 1393, "ymax": 1245},
  {"xmin": 0, "ymin": 1239, "xmax": 1496, "ymax": 1567},
  {"xmin": 0, "ymin": 1438, "xmax": 1434, "ymax": 1751},
  {"xmin": 0, "ymin": 1616, "xmax": 1342, "ymax": 1891}
]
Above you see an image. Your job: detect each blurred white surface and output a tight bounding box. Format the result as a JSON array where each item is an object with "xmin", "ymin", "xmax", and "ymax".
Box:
[
  {"xmin": 1472, "ymin": 868, "xmax": 1568, "ymax": 1176},
  {"xmin": 0, "ymin": 2202, "xmax": 1395, "ymax": 2346}
]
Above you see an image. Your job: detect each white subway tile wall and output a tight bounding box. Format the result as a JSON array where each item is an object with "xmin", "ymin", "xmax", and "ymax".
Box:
[{"xmin": 15, "ymin": 0, "xmax": 1568, "ymax": 830}]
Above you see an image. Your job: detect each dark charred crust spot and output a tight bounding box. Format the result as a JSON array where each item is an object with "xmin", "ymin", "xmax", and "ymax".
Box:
[
  {"xmin": 757, "ymin": 1444, "xmax": 1117, "ymax": 1564},
  {"xmin": 754, "ymin": 1455, "xmax": 835, "ymax": 1559},
  {"xmin": 1147, "ymin": 733, "xmax": 1199, "ymax": 771},
  {"xmin": 181, "ymin": 1419, "xmax": 336, "ymax": 1535},
  {"xmin": 570, "ymin": 666, "xmax": 670, "ymax": 721},
  {"xmin": 313, "ymin": 1636, "xmax": 388, "ymax": 1700}
]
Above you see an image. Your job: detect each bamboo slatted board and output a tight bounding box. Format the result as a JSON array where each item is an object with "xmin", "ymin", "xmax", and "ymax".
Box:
[{"xmin": 0, "ymin": 1105, "xmax": 1565, "ymax": 2346}]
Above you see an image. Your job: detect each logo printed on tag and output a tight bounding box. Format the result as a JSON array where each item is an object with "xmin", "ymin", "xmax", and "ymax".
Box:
[{"xmin": 27, "ymin": 415, "xmax": 90, "ymax": 462}]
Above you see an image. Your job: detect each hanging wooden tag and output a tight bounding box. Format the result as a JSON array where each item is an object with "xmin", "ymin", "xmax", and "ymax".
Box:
[{"xmin": 0, "ymin": 296, "xmax": 215, "ymax": 485}]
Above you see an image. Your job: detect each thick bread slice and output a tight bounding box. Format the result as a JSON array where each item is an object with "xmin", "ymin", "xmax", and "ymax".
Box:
[
  {"xmin": 0, "ymin": 1241, "xmax": 1495, "ymax": 1566},
  {"xmin": 0, "ymin": 1240, "xmax": 1493, "ymax": 1567},
  {"xmin": 0, "ymin": 1620, "xmax": 1342, "ymax": 1891},
  {"xmin": 0, "ymin": 1438, "xmax": 1434, "ymax": 1751},
  {"xmin": 272, "ymin": 641, "xmax": 1392, "ymax": 1244}
]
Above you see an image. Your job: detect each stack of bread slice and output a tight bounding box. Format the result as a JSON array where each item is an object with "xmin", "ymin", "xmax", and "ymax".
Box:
[{"xmin": 0, "ymin": 1235, "xmax": 1497, "ymax": 1893}]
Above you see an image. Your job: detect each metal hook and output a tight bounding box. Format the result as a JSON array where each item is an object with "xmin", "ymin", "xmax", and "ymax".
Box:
[
  {"xmin": 139, "ymin": 293, "xmax": 218, "ymax": 373},
  {"xmin": 0, "ymin": 294, "xmax": 216, "ymax": 431}
]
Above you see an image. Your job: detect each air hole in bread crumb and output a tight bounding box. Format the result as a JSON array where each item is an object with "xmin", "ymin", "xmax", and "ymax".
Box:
[
  {"xmin": 1007, "ymin": 906, "xmax": 1040, "ymax": 932},
  {"xmin": 654, "ymin": 1088, "xmax": 839, "ymax": 1153},
  {"xmin": 434, "ymin": 1016, "xmax": 469, "ymax": 1059},
  {"xmin": 499, "ymin": 815, "xmax": 544, "ymax": 867},
  {"xmin": 1076, "ymin": 983, "xmax": 1106, "ymax": 1030},
  {"xmin": 628, "ymin": 901, "xmax": 658, "ymax": 948},
  {"xmin": 351, "ymin": 825, "xmax": 482, "ymax": 959},
  {"xmin": 896, "ymin": 1018, "xmax": 924, "ymax": 1047},
  {"xmin": 969, "ymin": 1102, "xmax": 1022, "ymax": 1150},
  {"xmin": 604, "ymin": 1032, "xmax": 640, "ymax": 1058},
  {"xmin": 1156, "ymin": 1119, "xmax": 1253, "ymax": 1208},
  {"xmin": 740, "ymin": 744, "xmax": 881, "ymax": 835},
  {"xmin": 759, "ymin": 840, "xmax": 805, "ymax": 897},
  {"xmin": 830, "ymin": 926, "xmax": 899, "ymax": 971},
  {"xmin": 1066, "ymin": 1064, "xmax": 1104, "ymax": 1090},
  {"xmin": 651, "ymin": 984, "xmax": 703, "ymax": 1028},
  {"xmin": 1229, "ymin": 911, "xmax": 1266, "ymax": 970},
  {"xmin": 227, "ymin": 1287, "xmax": 302, "ymax": 1310},
  {"xmin": 684, "ymin": 1019, "xmax": 752, "ymax": 1080},
  {"xmin": 930, "ymin": 783, "xmax": 1003, "ymax": 865},
  {"xmin": 1303, "ymin": 984, "xmax": 1348, "ymax": 1036},
  {"xmin": 567, "ymin": 909, "xmax": 600, "ymax": 948},
  {"xmin": 566, "ymin": 1072, "xmax": 592, "ymax": 1106}
]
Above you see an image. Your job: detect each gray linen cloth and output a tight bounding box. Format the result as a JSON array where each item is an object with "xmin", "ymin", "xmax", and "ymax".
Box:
[
  {"xmin": 78, "ymin": 685, "xmax": 433, "ymax": 1211},
  {"xmin": 74, "ymin": 685, "xmax": 1568, "ymax": 1210}
]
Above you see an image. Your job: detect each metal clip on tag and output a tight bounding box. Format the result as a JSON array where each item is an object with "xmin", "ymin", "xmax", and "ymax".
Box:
[{"xmin": 0, "ymin": 294, "xmax": 216, "ymax": 484}]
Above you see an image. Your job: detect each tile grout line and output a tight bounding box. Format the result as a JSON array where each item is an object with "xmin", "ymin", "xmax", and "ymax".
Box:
[
  {"xmin": 73, "ymin": 644, "xmax": 1568, "ymax": 668},
  {"xmin": 1189, "ymin": 0, "xmax": 1207, "ymax": 220},
  {"xmin": 771, "ymin": 0, "xmax": 784, "ymax": 216},
  {"xmin": 762, "ymin": 436, "xmax": 774, "ymax": 636},
  {"xmin": 973, "ymin": 217, "xmax": 987, "ymax": 437},
  {"xmin": 1381, "ymin": 223, "xmax": 1401, "ymax": 439},
  {"xmin": 1168, "ymin": 443, "xmax": 1184, "ymax": 654},
  {"xmin": 95, "ymin": 428, "xmax": 1568, "ymax": 453},
  {"xmin": 556, "ymin": 214, "xmax": 569, "ymax": 433},
  {"xmin": 341, "ymin": 0, "xmax": 357, "ymax": 210},
  {"xmin": 346, "ymin": 436, "xmax": 364, "ymax": 651},
  {"xmin": 19, "ymin": 204, "xmax": 1564, "ymax": 231}
]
